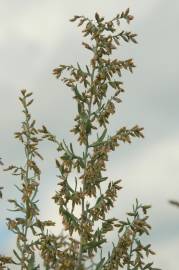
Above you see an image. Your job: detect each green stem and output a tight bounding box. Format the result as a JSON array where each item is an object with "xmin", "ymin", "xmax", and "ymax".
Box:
[
  {"xmin": 75, "ymin": 49, "xmax": 96, "ymax": 270},
  {"xmin": 21, "ymin": 106, "xmax": 32, "ymax": 269},
  {"xmin": 127, "ymin": 232, "xmax": 135, "ymax": 270}
]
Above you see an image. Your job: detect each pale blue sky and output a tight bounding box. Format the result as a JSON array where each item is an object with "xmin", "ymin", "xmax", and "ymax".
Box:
[{"xmin": 0, "ymin": 1, "xmax": 179, "ymax": 269}]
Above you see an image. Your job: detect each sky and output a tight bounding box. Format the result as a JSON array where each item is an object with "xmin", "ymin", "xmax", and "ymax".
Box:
[{"xmin": 0, "ymin": 0, "xmax": 179, "ymax": 269}]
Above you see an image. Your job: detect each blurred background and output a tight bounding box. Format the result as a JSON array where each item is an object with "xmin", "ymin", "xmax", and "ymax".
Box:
[{"xmin": 0, "ymin": 0, "xmax": 179, "ymax": 269}]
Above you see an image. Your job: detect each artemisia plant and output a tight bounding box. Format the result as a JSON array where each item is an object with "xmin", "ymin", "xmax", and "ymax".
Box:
[
  {"xmin": 38, "ymin": 8, "xmax": 161, "ymax": 270},
  {"xmin": 1, "ymin": 91, "xmax": 66, "ymax": 269},
  {"xmin": 0, "ymin": 8, "xmax": 161, "ymax": 270}
]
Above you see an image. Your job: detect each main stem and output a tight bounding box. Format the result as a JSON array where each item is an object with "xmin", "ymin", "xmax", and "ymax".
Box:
[
  {"xmin": 75, "ymin": 51, "xmax": 96, "ymax": 269},
  {"xmin": 21, "ymin": 107, "xmax": 32, "ymax": 269}
]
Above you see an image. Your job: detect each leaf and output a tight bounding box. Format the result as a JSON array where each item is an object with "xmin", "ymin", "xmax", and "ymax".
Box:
[
  {"xmin": 95, "ymin": 12, "xmax": 100, "ymax": 22},
  {"xmin": 131, "ymin": 37, "xmax": 137, "ymax": 44},
  {"xmin": 8, "ymin": 200, "xmax": 25, "ymax": 212},
  {"xmin": 143, "ymin": 262, "xmax": 153, "ymax": 269},
  {"xmin": 78, "ymin": 18, "xmax": 86, "ymax": 27},
  {"xmin": 27, "ymin": 99, "xmax": 34, "ymax": 106},
  {"xmin": 78, "ymin": 102, "xmax": 82, "ymax": 114},
  {"xmin": 73, "ymin": 86, "xmax": 83, "ymax": 101},
  {"xmin": 69, "ymin": 15, "xmax": 80, "ymax": 22},
  {"xmin": 63, "ymin": 140, "xmax": 73, "ymax": 157},
  {"xmin": 86, "ymin": 65, "xmax": 91, "ymax": 76},
  {"xmin": 98, "ymin": 128, "xmax": 107, "ymax": 143},
  {"xmin": 90, "ymin": 128, "xmax": 107, "ymax": 147},
  {"xmin": 78, "ymin": 157, "xmax": 85, "ymax": 169},
  {"xmin": 31, "ymin": 186, "xmax": 39, "ymax": 202},
  {"xmin": 95, "ymin": 257, "xmax": 105, "ymax": 270},
  {"xmin": 25, "ymin": 92, "xmax": 33, "ymax": 98},
  {"xmin": 121, "ymin": 34, "xmax": 128, "ymax": 42},
  {"xmin": 27, "ymin": 252, "xmax": 40, "ymax": 270},
  {"xmin": 13, "ymin": 250, "xmax": 21, "ymax": 262},
  {"xmin": 0, "ymin": 187, "xmax": 3, "ymax": 198},
  {"xmin": 82, "ymin": 239, "xmax": 106, "ymax": 252},
  {"xmin": 169, "ymin": 200, "xmax": 179, "ymax": 207},
  {"xmin": 113, "ymin": 37, "xmax": 120, "ymax": 46},
  {"xmin": 125, "ymin": 8, "xmax": 130, "ymax": 17},
  {"xmin": 69, "ymin": 143, "xmax": 74, "ymax": 154},
  {"xmin": 34, "ymin": 151, "xmax": 44, "ymax": 160},
  {"xmin": 21, "ymin": 89, "xmax": 27, "ymax": 96},
  {"xmin": 109, "ymin": 81, "xmax": 117, "ymax": 89}
]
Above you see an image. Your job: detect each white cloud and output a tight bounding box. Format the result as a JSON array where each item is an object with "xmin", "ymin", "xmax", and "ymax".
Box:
[
  {"xmin": 0, "ymin": 1, "xmax": 67, "ymax": 47},
  {"xmin": 119, "ymin": 135, "xmax": 179, "ymax": 202},
  {"xmin": 60, "ymin": 0, "xmax": 162, "ymax": 21},
  {"xmin": 0, "ymin": 0, "xmax": 162, "ymax": 46},
  {"xmin": 153, "ymin": 237, "xmax": 179, "ymax": 269}
]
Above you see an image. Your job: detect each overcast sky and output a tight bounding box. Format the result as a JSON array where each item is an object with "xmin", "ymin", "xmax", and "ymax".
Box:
[{"xmin": 0, "ymin": 1, "xmax": 179, "ymax": 269}]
